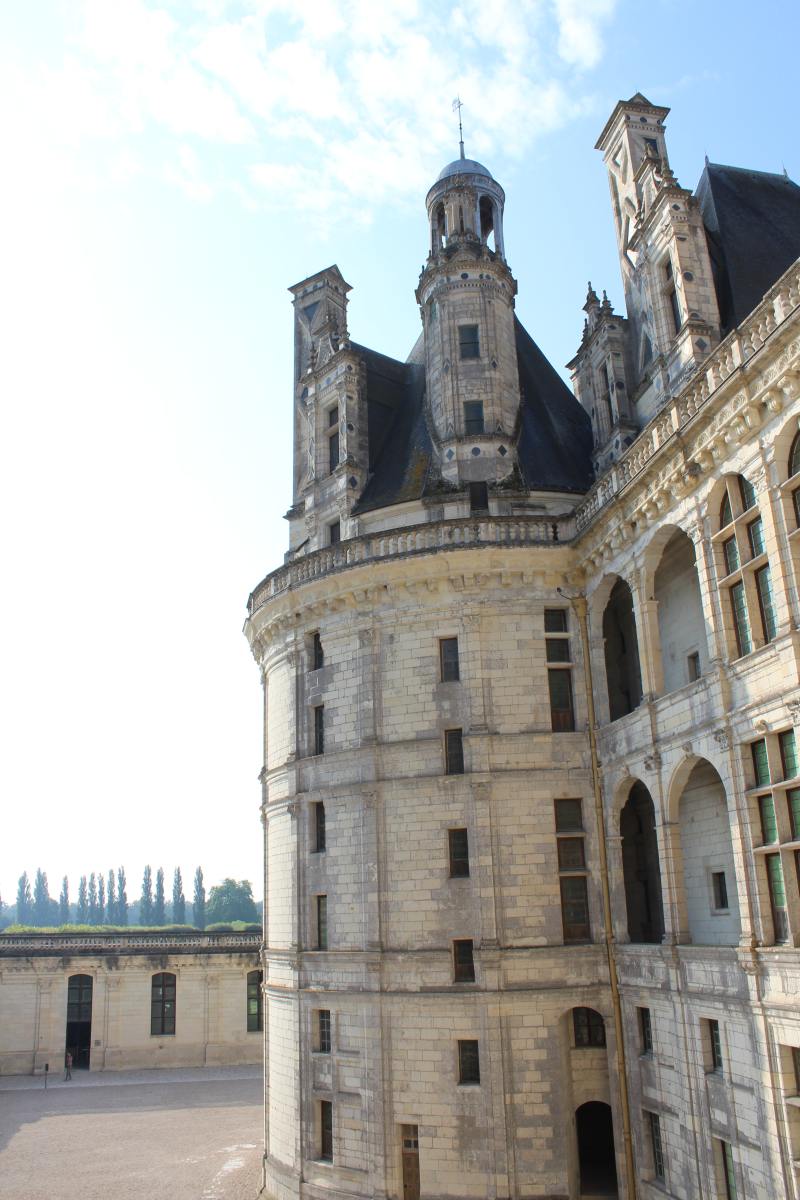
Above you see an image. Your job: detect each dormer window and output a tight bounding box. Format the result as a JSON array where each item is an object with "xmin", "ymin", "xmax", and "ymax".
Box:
[{"xmin": 459, "ymin": 325, "xmax": 480, "ymax": 360}]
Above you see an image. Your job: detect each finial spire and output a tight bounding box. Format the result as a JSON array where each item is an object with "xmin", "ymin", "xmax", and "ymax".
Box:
[{"xmin": 452, "ymin": 96, "xmax": 465, "ymax": 160}]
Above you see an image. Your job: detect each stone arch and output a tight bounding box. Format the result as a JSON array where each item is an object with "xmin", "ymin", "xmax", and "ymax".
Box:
[
  {"xmin": 620, "ymin": 780, "xmax": 665, "ymax": 943},
  {"xmin": 670, "ymin": 757, "xmax": 741, "ymax": 946},
  {"xmin": 652, "ymin": 528, "xmax": 709, "ymax": 693},
  {"xmin": 575, "ymin": 1101, "xmax": 618, "ymax": 1197},
  {"xmin": 602, "ymin": 577, "xmax": 643, "ymax": 720}
]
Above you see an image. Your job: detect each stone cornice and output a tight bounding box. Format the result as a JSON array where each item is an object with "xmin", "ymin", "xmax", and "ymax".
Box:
[{"xmin": 0, "ymin": 932, "xmax": 261, "ymax": 957}]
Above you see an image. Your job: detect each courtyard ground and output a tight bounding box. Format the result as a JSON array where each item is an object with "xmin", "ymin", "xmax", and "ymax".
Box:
[{"xmin": 0, "ymin": 1065, "xmax": 262, "ymax": 1200}]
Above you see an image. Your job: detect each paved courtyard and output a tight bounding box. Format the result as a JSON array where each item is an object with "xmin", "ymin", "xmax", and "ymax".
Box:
[{"xmin": 0, "ymin": 1065, "xmax": 263, "ymax": 1200}]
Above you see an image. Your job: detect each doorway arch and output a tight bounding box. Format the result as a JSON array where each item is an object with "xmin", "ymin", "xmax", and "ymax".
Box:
[
  {"xmin": 576, "ymin": 1101, "xmax": 618, "ymax": 1196},
  {"xmin": 66, "ymin": 974, "xmax": 93, "ymax": 1069}
]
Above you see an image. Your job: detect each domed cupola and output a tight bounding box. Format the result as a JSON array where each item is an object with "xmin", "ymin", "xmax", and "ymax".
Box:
[{"xmin": 416, "ymin": 142, "xmax": 520, "ymax": 489}]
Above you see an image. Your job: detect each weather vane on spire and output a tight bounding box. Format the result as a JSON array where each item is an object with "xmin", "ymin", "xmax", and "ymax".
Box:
[{"xmin": 452, "ymin": 96, "xmax": 465, "ymax": 160}]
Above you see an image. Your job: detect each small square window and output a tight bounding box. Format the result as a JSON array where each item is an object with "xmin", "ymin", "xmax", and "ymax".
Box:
[
  {"xmin": 445, "ymin": 729, "xmax": 464, "ymax": 775},
  {"xmin": 458, "ymin": 1039, "xmax": 480, "ymax": 1084},
  {"xmin": 448, "ymin": 828, "xmax": 470, "ymax": 878},
  {"xmin": 440, "ymin": 637, "xmax": 460, "ymax": 682},
  {"xmin": 544, "ymin": 609, "xmax": 568, "ymax": 633},
  {"xmin": 557, "ymin": 837, "xmax": 585, "ymax": 871},
  {"xmin": 711, "ymin": 871, "xmax": 728, "ymax": 911},
  {"xmin": 453, "ymin": 939, "xmax": 475, "ymax": 982},
  {"xmin": 546, "ymin": 638, "xmax": 570, "ymax": 663},
  {"xmin": 555, "ymin": 799, "xmax": 583, "ymax": 833},
  {"xmin": 459, "ymin": 324, "xmax": 480, "ymax": 360}
]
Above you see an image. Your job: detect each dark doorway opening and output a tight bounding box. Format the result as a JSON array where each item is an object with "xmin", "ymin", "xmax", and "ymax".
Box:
[
  {"xmin": 620, "ymin": 782, "xmax": 665, "ymax": 944},
  {"xmin": 576, "ymin": 1101, "xmax": 618, "ymax": 1197},
  {"xmin": 602, "ymin": 579, "xmax": 643, "ymax": 721},
  {"xmin": 66, "ymin": 974, "xmax": 93, "ymax": 1069}
]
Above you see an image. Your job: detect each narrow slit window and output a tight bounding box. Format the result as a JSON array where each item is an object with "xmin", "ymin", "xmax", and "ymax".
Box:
[
  {"xmin": 448, "ymin": 828, "xmax": 470, "ymax": 877},
  {"xmin": 313, "ymin": 705, "xmax": 325, "ymax": 756},
  {"xmin": 317, "ymin": 1009, "xmax": 331, "ymax": 1053},
  {"xmin": 445, "ymin": 729, "xmax": 464, "ymax": 775},
  {"xmin": 711, "ymin": 871, "xmax": 729, "ymax": 911},
  {"xmin": 457, "ymin": 1039, "xmax": 480, "ymax": 1084},
  {"xmin": 639, "ymin": 1007, "xmax": 653, "ymax": 1055},
  {"xmin": 440, "ymin": 637, "xmax": 460, "ymax": 682},
  {"xmin": 320, "ymin": 1100, "xmax": 333, "ymax": 1161},
  {"xmin": 311, "ymin": 632, "xmax": 324, "ymax": 671},
  {"xmin": 313, "ymin": 801, "xmax": 326, "ymax": 853},
  {"xmin": 247, "ymin": 970, "xmax": 263, "ymax": 1033},
  {"xmin": 316, "ymin": 895, "xmax": 328, "ymax": 950}
]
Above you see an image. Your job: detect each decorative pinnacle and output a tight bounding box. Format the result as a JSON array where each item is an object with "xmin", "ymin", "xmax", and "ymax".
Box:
[{"xmin": 452, "ymin": 96, "xmax": 465, "ymax": 160}]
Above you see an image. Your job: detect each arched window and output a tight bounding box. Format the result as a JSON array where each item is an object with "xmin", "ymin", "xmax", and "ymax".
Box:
[
  {"xmin": 602, "ymin": 578, "xmax": 643, "ymax": 720},
  {"xmin": 151, "ymin": 972, "xmax": 176, "ymax": 1036},
  {"xmin": 789, "ymin": 432, "xmax": 800, "ymax": 526},
  {"xmin": 715, "ymin": 475, "xmax": 777, "ymax": 657},
  {"xmin": 247, "ymin": 970, "xmax": 263, "ymax": 1032}
]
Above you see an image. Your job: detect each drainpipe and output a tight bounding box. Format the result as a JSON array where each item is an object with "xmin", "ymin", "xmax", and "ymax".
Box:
[{"xmin": 559, "ymin": 589, "xmax": 638, "ymax": 1200}]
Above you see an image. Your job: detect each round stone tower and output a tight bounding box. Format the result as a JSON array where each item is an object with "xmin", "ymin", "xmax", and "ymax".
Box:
[{"xmin": 245, "ymin": 153, "xmax": 619, "ymax": 1200}]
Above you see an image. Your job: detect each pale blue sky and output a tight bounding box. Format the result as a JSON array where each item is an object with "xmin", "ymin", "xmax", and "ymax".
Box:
[{"xmin": 1, "ymin": 0, "xmax": 797, "ymax": 907}]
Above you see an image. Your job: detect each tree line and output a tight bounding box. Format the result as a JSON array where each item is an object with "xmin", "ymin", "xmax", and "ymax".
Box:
[{"xmin": 0, "ymin": 868, "xmax": 260, "ymax": 930}]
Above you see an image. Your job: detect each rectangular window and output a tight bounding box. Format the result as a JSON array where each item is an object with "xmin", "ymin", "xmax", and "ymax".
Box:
[
  {"xmin": 247, "ymin": 970, "xmax": 263, "ymax": 1033},
  {"xmin": 317, "ymin": 1009, "xmax": 331, "ymax": 1054},
  {"xmin": 329, "ymin": 520, "xmax": 341, "ymax": 546},
  {"xmin": 739, "ymin": 475, "xmax": 757, "ymax": 511},
  {"xmin": 555, "ymin": 798, "xmax": 583, "ymax": 833},
  {"xmin": 668, "ymin": 287, "xmax": 681, "ymax": 334},
  {"xmin": 311, "ymin": 631, "xmax": 324, "ymax": 671},
  {"xmin": 313, "ymin": 705, "xmax": 325, "ymax": 755},
  {"xmin": 719, "ymin": 1139, "xmax": 738, "ymax": 1200},
  {"xmin": 468, "ymin": 481, "xmax": 489, "ymax": 512},
  {"xmin": 788, "ymin": 788, "xmax": 800, "ymax": 840},
  {"xmin": 457, "ymin": 1039, "xmax": 480, "ymax": 1084},
  {"xmin": 705, "ymin": 1018, "xmax": 723, "ymax": 1072},
  {"xmin": 730, "ymin": 581, "xmax": 752, "ymax": 656},
  {"xmin": 751, "ymin": 739, "xmax": 770, "ymax": 787},
  {"xmin": 546, "ymin": 638, "xmax": 571, "ymax": 663},
  {"xmin": 560, "ymin": 876, "xmax": 590, "ymax": 942},
  {"xmin": 639, "ymin": 1007, "xmax": 653, "ymax": 1055},
  {"xmin": 794, "ymin": 487, "xmax": 800, "ymax": 529},
  {"xmin": 440, "ymin": 637, "xmax": 460, "ymax": 682},
  {"xmin": 748, "ymin": 516, "xmax": 766, "ymax": 558},
  {"xmin": 459, "ymin": 324, "xmax": 480, "ymax": 360},
  {"xmin": 316, "ymin": 895, "xmax": 328, "ymax": 950},
  {"xmin": 453, "ymin": 939, "xmax": 475, "ymax": 982},
  {"xmin": 544, "ymin": 609, "xmax": 568, "ymax": 633},
  {"xmin": 548, "ymin": 669, "xmax": 575, "ymax": 732},
  {"xmin": 463, "ymin": 400, "xmax": 484, "ymax": 434},
  {"xmin": 766, "ymin": 854, "xmax": 788, "ymax": 942},
  {"xmin": 445, "ymin": 728, "xmax": 464, "ymax": 775},
  {"xmin": 648, "ymin": 1111, "xmax": 665, "ymax": 1182},
  {"xmin": 793, "ymin": 1046, "xmax": 800, "ymax": 1094},
  {"xmin": 557, "ymin": 837, "xmax": 586, "ymax": 870},
  {"xmin": 723, "ymin": 536, "xmax": 740, "ymax": 576},
  {"xmin": 780, "ymin": 730, "xmax": 799, "ymax": 780},
  {"xmin": 712, "ymin": 871, "xmax": 729, "ymax": 911},
  {"xmin": 687, "ymin": 651, "xmax": 701, "ymax": 682},
  {"xmin": 760, "ymin": 795, "xmax": 778, "ymax": 844},
  {"xmin": 448, "ymin": 828, "xmax": 470, "ymax": 877},
  {"xmin": 313, "ymin": 801, "xmax": 326, "ymax": 853},
  {"xmin": 573, "ymin": 1007, "xmax": 605, "ymax": 1047},
  {"xmin": 755, "ymin": 565, "xmax": 778, "ymax": 643},
  {"xmin": 328, "ymin": 430, "xmax": 339, "ymax": 473},
  {"xmin": 320, "ymin": 1100, "xmax": 333, "ymax": 1161}
]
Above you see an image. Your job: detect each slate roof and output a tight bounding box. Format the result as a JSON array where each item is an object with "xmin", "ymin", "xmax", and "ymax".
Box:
[
  {"xmin": 352, "ymin": 319, "xmax": 593, "ymax": 515},
  {"xmin": 697, "ymin": 162, "xmax": 800, "ymax": 331}
]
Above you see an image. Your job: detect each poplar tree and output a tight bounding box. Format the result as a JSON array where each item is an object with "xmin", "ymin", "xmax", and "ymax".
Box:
[
  {"xmin": 193, "ymin": 866, "xmax": 206, "ymax": 930},
  {"xmin": 59, "ymin": 877, "xmax": 70, "ymax": 924},
  {"xmin": 97, "ymin": 874, "xmax": 105, "ymax": 925},
  {"xmin": 140, "ymin": 865, "xmax": 153, "ymax": 925},
  {"xmin": 106, "ymin": 870, "xmax": 116, "ymax": 924},
  {"xmin": 16, "ymin": 872, "xmax": 32, "ymax": 924},
  {"xmin": 33, "ymin": 869, "xmax": 51, "ymax": 926},
  {"xmin": 88, "ymin": 873, "xmax": 98, "ymax": 924},
  {"xmin": 117, "ymin": 867, "xmax": 128, "ymax": 925},
  {"xmin": 172, "ymin": 867, "xmax": 186, "ymax": 924},
  {"xmin": 76, "ymin": 876, "xmax": 89, "ymax": 923},
  {"xmin": 154, "ymin": 867, "xmax": 165, "ymax": 925}
]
